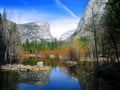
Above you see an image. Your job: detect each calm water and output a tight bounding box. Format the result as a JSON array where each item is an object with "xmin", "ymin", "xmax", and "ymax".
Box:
[
  {"xmin": 0, "ymin": 67, "xmax": 82, "ymax": 90},
  {"xmin": 0, "ymin": 64, "xmax": 120, "ymax": 90}
]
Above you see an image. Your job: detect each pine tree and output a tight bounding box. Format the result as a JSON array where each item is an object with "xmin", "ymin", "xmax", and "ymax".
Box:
[
  {"xmin": 100, "ymin": 0, "xmax": 120, "ymax": 62},
  {"xmin": 0, "ymin": 13, "xmax": 6, "ymax": 64}
]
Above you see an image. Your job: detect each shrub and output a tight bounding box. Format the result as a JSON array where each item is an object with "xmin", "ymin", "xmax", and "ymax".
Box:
[{"xmin": 27, "ymin": 57, "xmax": 37, "ymax": 66}]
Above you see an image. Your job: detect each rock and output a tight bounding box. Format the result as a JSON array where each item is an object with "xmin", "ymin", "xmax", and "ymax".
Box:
[
  {"xmin": 71, "ymin": 0, "xmax": 108, "ymax": 39},
  {"xmin": 66, "ymin": 61, "xmax": 77, "ymax": 67},
  {"xmin": 40, "ymin": 66, "xmax": 50, "ymax": 71},
  {"xmin": 17, "ymin": 21, "xmax": 54, "ymax": 43},
  {"xmin": 11, "ymin": 68, "xmax": 14, "ymax": 71},
  {"xmin": 1, "ymin": 64, "xmax": 50, "ymax": 72},
  {"xmin": 37, "ymin": 62, "xmax": 43, "ymax": 67}
]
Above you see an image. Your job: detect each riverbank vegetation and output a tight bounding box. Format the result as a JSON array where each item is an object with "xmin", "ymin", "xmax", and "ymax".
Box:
[{"xmin": 0, "ymin": 0, "xmax": 120, "ymax": 79}]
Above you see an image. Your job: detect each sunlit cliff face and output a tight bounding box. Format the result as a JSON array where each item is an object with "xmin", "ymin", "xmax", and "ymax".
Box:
[
  {"xmin": 17, "ymin": 21, "xmax": 54, "ymax": 43},
  {"xmin": 71, "ymin": 0, "xmax": 108, "ymax": 39}
]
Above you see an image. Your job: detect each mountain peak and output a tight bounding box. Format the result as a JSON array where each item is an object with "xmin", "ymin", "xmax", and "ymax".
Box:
[
  {"xmin": 35, "ymin": 21, "xmax": 49, "ymax": 26},
  {"xmin": 59, "ymin": 30, "xmax": 76, "ymax": 41},
  {"xmin": 17, "ymin": 21, "xmax": 54, "ymax": 43},
  {"xmin": 71, "ymin": 0, "xmax": 107, "ymax": 39}
]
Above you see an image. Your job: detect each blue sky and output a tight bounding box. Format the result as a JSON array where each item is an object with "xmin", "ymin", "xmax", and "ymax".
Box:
[{"xmin": 0, "ymin": 0, "xmax": 89, "ymax": 38}]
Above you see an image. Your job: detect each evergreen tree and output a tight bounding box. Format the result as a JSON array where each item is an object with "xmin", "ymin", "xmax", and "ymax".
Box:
[
  {"xmin": 0, "ymin": 13, "xmax": 6, "ymax": 64},
  {"xmin": 100, "ymin": 0, "xmax": 120, "ymax": 62}
]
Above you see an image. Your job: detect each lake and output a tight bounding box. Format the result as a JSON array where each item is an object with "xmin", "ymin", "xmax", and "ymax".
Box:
[
  {"xmin": 0, "ymin": 67, "xmax": 82, "ymax": 90},
  {"xmin": 0, "ymin": 63, "xmax": 120, "ymax": 90}
]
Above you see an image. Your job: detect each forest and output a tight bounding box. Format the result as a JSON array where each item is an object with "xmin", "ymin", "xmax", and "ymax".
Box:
[
  {"xmin": 0, "ymin": 0, "xmax": 120, "ymax": 68},
  {"xmin": 0, "ymin": 0, "xmax": 120, "ymax": 90}
]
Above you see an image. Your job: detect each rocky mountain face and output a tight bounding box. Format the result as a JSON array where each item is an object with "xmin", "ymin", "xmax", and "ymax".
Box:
[
  {"xmin": 59, "ymin": 30, "xmax": 75, "ymax": 41},
  {"xmin": 71, "ymin": 0, "xmax": 108, "ymax": 39},
  {"xmin": 17, "ymin": 21, "xmax": 54, "ymax": 43}
]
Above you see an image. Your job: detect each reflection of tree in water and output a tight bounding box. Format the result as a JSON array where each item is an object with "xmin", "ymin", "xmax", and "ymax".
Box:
[
  {"xmin": 79, "ymin": 72, "xmax": 120, "ymax": 90},
  {"xmin": 18, "ymin": 71, "xmax": 51, "ymax": 87},
  {"xmin": 0, "ymin": 71, "xmax": 18, "ymax": 90},
  {"xmin": 0, "ymin": 70, "xmax": 51, "ymax": 90},
  {"xmin": 68, "ymin": 62, "xmax": 120, "ymax": 90}
]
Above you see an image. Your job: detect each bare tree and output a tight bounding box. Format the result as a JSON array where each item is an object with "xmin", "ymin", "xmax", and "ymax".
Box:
[{"xmin": 0, "ymin": 9, "xmax": 21, "ymax": 64}]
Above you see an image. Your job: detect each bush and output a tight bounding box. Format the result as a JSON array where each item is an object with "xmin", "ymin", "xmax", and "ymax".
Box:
[{"xmin": 27, "ymin": 57, "xmax": 37, "ymax": 66}]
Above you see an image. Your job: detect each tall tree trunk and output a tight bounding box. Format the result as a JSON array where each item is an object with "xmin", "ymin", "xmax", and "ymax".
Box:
[
  {"xmin": 111, "ymin": 36, "xmax": 119, "ymax": 62},
  {"xmin": 94, "ymin": 27, "xmax": 99, "ymax": 69},
  {"xmin": 5, "ymin": 48, "xmax": 7, "ymax": 62}
]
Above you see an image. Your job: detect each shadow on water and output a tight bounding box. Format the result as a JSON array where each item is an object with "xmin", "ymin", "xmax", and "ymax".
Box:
[
  {"xmin": 0, "ymin": 71, "xmax": 18, "ymax": 90},
  {"xmin": 67, "ymin": 62, "xmax": 120, "ymax": 90}
]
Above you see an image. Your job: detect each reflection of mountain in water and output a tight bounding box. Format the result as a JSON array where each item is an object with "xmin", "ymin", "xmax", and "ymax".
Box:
[
  {"xmin": 18, "ymin": 71, "xmax": 51, "ymax": 87},
  {"xmin": 17, "ymin": 67, "xmax": 82, "ymax": 90}
]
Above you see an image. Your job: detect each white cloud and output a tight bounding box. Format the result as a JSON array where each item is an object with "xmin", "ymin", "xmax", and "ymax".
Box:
[
  {"xmin": 0, "ymin": 7, "xmax": 80, "ymax": 39},
  {"xmin": 55, "ymin": 0, "xmax": 79, "ymax": 19},
  {"xmin": 6, "ymin": 9, "xmax": 52, "ymax": 24},
  {"xmin": 49, "ymin": 17, "xmax": 79, "ymax": 38}
]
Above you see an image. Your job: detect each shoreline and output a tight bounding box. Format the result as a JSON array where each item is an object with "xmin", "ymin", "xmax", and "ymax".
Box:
[{"xmin": 0, "ymin": 64, "xmax": 51, "ymax": 72}]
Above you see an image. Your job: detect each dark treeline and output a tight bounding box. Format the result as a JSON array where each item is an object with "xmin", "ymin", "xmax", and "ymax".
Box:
[
  {"xmin": 22, "ymin": 39, "xmax": 63, "ymax": 53},
  {"xmin": 97, "ymin": 0, "xmax": 120, "ymax": 62},
  {"xmin": 0, "ymin": 10, "xmax": 21, "ymax": 65},
  {"xmin": 99, "ymin": 0, "xmax": 120, "ymax": 62}
]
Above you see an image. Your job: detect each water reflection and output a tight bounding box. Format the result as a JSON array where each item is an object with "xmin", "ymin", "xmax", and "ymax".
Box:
[
  {"xmin": 68, "ymin": 62, "xmax": 120, "ymax": 90},
  {"xmin": 79, "ymin": 72, "xmax": 120, "ymax": 90},
  {"xmin": 46, "ymin": 67, "xmax": 81, "ymax": 90},
  {"xmin": 17, "ymin": 67, "xmax": 82, "ymax": 90},
  {"xmin": 0, "ymin": 71, "xmax": 18, "ymax": 90},
  {"xmin": 1, "ymin": 63, "xmax": 119, "ymax": 90},
  {"xmin": 18, "ymin": 71, "xmax": 50, "ymax": 86}
]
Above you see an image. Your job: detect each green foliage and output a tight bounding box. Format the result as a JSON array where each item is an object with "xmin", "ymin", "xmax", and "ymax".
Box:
[
  {"xmin": 48, "ymin": 59, "xmax": 54, "ymax": 66},
  {"xmin": 78, "ymin": 37, "xmax": 88, "ymax": 47},
  {"xmin": 22, "ymin": 39, "xmax": 64, "ymax": 52},
  {"xmin": 27, "ymin": 57, "xmax": 37, "ymax": 66},
  {"xmin": 99, "ymin": 0, "xmax": 120, "ymax": 61}
]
